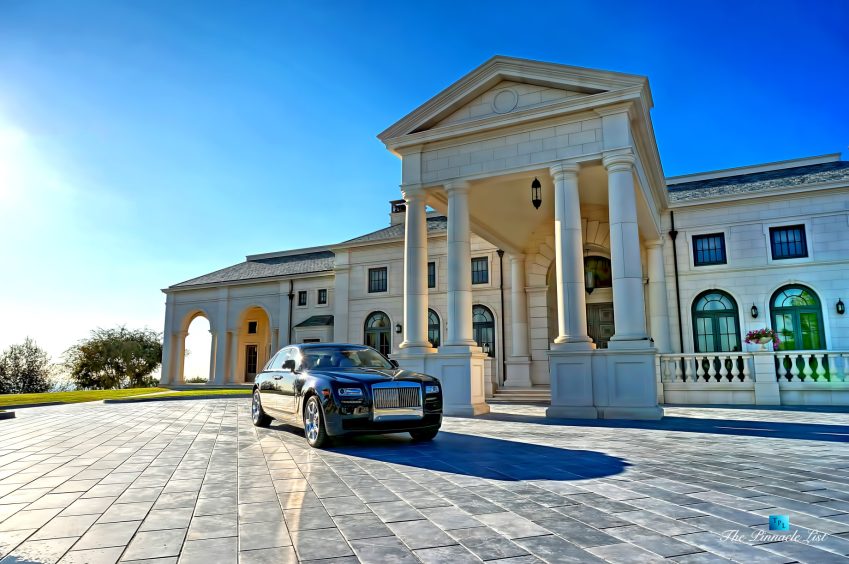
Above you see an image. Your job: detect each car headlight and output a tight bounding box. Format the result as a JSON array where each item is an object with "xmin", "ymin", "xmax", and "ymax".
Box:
[
  {"xmin": 425, "ymin": 385, "xmax": 440, "ymax": 394},
  {"xmin": 337, "ymin": 387, "xmax": 363, "ymax": 397}
]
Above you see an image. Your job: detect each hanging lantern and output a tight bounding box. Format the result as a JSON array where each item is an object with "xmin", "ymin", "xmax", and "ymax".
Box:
[
  {"xmin": 837, "ymin": 298, "xmax": 845, "ymax": 315},
  {"xmin": 585, "ymin": 270, "xmax": 595, "ymax": 294},
  {"xmin": 751, "ymin": 304, "xmax": 759, "ymax": 318},
  {"xmin": 531, "ymin": 177, "xmax": 541, "ymax": 209}
]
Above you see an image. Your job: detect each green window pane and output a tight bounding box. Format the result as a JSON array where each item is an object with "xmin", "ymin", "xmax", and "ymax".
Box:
[{"xmin": 799, "ymin": 312, "xmax": 823, "ymax": 349}]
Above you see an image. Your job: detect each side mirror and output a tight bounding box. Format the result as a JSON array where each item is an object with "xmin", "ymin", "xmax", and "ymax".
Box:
[
  {"xmin": 390, "ymin": 359, "xmax": 399, "ymax": 368},
  {"xmin": 282, "ymin": 359, "xmax": 296, "ymax": 371}
]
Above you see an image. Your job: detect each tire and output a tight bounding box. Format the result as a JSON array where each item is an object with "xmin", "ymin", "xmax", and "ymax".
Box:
[
  {"xmin": 409, "ymin": 427, "xmax": 439, "ymax": 441},
  {"xmin": 251, "ymin": 389, "xmax": 272, "ymax": 427},
  {"xmin": 303, "ymin": 396, "xmax": 329, "ymax": 448}
]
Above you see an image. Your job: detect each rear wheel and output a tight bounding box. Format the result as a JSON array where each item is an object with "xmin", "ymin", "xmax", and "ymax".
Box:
[
  {"xmin": 251, "ymin": 389, "xmax": 272, "ymax": 427},
  {"xmin": 410, "ymin": 427, "xmax": 439, "ymax": 441},
  {"xmin": 303, "ymin": 396, "xmax": 329, "ymax": 448}
]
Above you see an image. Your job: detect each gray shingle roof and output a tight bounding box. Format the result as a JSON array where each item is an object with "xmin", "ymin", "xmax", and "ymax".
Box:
[
  {"xmin": 294, "ymin": 315, "xmax": 334, "ymax": 328},
  {"xmin": 341, "ymin": 215, "xmax": 447, "ymax": 244},
  {"xmin": 667, "ymin": 161, "xmax": 849, "ymax": 203},
  {"xmin": 172, "ymin": 251, "xmax": 335, "ymax": 288}
]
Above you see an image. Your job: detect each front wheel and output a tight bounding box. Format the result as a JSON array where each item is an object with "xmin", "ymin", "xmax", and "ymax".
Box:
[
  {"xmin": 252, "ymin": 389, "xmax": 272, "ymax": 427},
  {"xmin": 303, "ymin": 396, "xmax": 329, "ymax": 448},
  {"xmin": 410, "ymin": 428, "xmax": 439, "ymax": 441}
]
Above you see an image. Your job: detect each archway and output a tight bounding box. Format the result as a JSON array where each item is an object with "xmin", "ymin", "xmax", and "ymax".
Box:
[
  {"xmin": 184, "ymin": 315, "xmax": 212, "ymax": 383},
  {"xmin": 236, "ymin": 306, "xmax": 272, "ymax": 383}
]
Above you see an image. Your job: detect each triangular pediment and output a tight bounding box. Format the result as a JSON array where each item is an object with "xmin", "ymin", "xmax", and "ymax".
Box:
[
  {"xmin": 433, "ymin": 80, "xmax": 590, "ymax": 128},
  {"xmin": 378, "ymin": 56, "xmax": 649, "ymax": 145}
]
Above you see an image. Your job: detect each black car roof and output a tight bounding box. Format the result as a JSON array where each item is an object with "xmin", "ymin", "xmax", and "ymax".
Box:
[{"xmin": 295, "ymin": 343, "xmax": 370, "ymax": 350}]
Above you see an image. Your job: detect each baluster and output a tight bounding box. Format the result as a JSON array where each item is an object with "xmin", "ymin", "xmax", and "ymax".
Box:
[
  {"xmin": 801, "ymin": 355, "xmax": 814, "ymax": 381},
  {"xmin": 707, "ymin": 355, "xmax": 718, "ymax": 382},
  {"xmin": 684, "ymin": 356, "xmax": 694, "ymax": 383},
  {"xmin": 815, "ymin": 354, "xmax": 827, "ymax": 382},
  {"xmin": 660, "ymin": 358, "xmax": 670, "ymax": 382},
  {"xmin": 731, "ymin": 355, "xmax": 741, "ymax": 381},
  {"xmin": 776, "ymin": 354, "xmax": 788, "ymax": 381},
  {"xmin": 827, "ymin": 355, "xmax": 839, "ymax": 383},
  {"xmin": 741, "ymin": 356, "xmax": 751, "ymax": 382},
  {"xmin": 840, "ymin": 354, "xmax": 849, "ymax": 383},
  {"xmin": 723, "ymin": 355, "xmax": 732, "ymax": 381},
  {"xmin": 674, "ymin": 357, "xmax": 683, "ymax": 382},
  {"xmin": 696, "ymin": 356, "xmax": 705, "ymax": 382},
  {"xmin": 790, "ymin": 355, "xmax": 802, "ymax": 382}
]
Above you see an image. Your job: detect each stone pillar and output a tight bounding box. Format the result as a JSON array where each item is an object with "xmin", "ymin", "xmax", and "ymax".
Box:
[
  {"xmin": 646, "ymin": 240, "xmax": 672, "ymax": 353},
  {"xmin": 213, "ymin": 288, "xmax": 230, "ymax": 384},
  {"xmin": 228, "ymin": 331, "xmax": 239, "ymax": 384},
  {"xmin": 160, "ymin": 294, "xmax": 176, "ymax": 385},
  {"xmin": 174, "ymin": 331, "xmax": 188, "ymax": 385},
  {"xmin": 208, "ymin": 330, "xmax": 218, "ymax": 383},
  {"xmin": 551, "ymin": 163, "xmax": 592, "ymax": 349},
  {"xmin": 333, "ymin": 252, "xmax": 351, "ymax": 343},
  {"xmin": 603, "ymin": 153, "xmax": 649, "ymax": 348},
  {"xmin": 445, "ymin": 181, "xmax": 477, "ymax": 347},
  {"xmin": 505, "ymin": 254, "xmax": 532, "ymax": 387},
  {"xmin": 400, "ymin": 187, "xmax": 432, "ymax": 350},
  {"xmin": 271, "ymin": 328, "xmax": 280, "ymax": 355}
]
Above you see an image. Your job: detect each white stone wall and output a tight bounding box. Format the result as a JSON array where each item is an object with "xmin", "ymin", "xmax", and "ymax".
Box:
[
  {"xmin": 663, "ymin": 189, "xmax": 849, "ymax": 353},
  {"xmin": 420, "ymin": 117, "xmax": 603, "ymax": 183}
]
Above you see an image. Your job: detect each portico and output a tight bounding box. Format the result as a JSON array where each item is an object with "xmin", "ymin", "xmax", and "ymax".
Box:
[{"xmin": 379, "ymin": 56, "xmax": 667, "ymax": 419}]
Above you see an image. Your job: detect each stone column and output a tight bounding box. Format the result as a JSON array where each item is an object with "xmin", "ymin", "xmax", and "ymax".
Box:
[
  {"xmin": 160, "ymin": 294, "xmax": 176, "ymax": 385},
  {"xmin": 646, "ymin": 240, "xmax": 672, "ymax": 353},
  {"xmin": 505, "ymin": 255, "xmax": 532, "ymax": 387},
  {"xmin": 208, "ymin": 330, "xmax": 218, "ymax": 383},
  {"xmin": 399, "ymin": 187, "xmax": 432, "ymax": 350},
  {"xmin": 174, "ymin": 331, "xmax": 188, "ymax": 385},
  {"xmin": 603, "ymin": 153, "xmax": 649, "ymax": 347},
  {"xmin": 445, "ymin": 181, "xmax": 477, "ymax": 348},
  {"xmin": 228, "ymin": 330, "xmax": 239, "ymax": 384},
  {"xmin": 551, "ymin": 163, "xmax": 592, "ymax": 349}
]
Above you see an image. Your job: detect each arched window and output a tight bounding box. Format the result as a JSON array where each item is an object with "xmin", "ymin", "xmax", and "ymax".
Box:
[
  {"xmin": 428, "ymin": 309, "xmax": 441, "ymax": 348},
  {"xmin": 472, "ymin": 305, "xmax": 495, "ymax": 358},
  {"xmin": 583, "ymin": 256, "xmax": 612, "ymax": 291},
  {"xmin": 692, "ymin": 291, "xmax": 741, "ymax": 352},
  {"xmin": 770, "ymin": 285, "xmax": 825, "ymax": 350},
  {"xmin": 364, "ymin": 312, "xmax": 391, "ymax": 356}
]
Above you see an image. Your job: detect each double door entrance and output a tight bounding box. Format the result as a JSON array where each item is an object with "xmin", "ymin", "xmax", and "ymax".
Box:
[{"xmin": 586, "ymin": 303, "xmax": 615, "ymax": 349}]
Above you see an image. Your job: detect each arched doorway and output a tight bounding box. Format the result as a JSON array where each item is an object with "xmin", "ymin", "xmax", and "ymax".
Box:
[
  {"xmin": 427, "ymin": 309, "xmax": 441, "ymax": 348},
  {"xmin": 770, "ymin": 285, "xmax": 825, "ymax": 351},
  {"xmin": 236, "ymin": 306, "xmax": 271, "ymax": 383},
  {"xmin": 184, "ymin": 315, "xmax": 212, "ymax": 383},
  {"xmin": 692, "ymin": 290, "xmax": 741, "ymax": 353},
  {"xmin": 472, "ymin": 305, "xmax": 495, "ymax": 357},
  {"xmin": 364, "ymin": 311, "xmax": 391, "ymax": 356},
  {"xmin": 545, "ymin": 256, "xmax": 614, "ymax": 348}
]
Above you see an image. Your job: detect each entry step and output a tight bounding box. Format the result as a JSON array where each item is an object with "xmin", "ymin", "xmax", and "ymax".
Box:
[{"xmin": 490, "ymin": 387, "xmax": 551, "ymax": 404}]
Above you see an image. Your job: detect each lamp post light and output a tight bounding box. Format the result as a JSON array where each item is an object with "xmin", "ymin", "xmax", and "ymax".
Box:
[{"xmin": 531, "ymin": 177, "xmax": 541, "ymax": 209}]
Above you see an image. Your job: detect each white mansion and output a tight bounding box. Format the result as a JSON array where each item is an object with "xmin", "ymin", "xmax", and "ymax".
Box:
[{"xmin": 160, "ymin": 57, "xmax": 849, "ymax": 417}]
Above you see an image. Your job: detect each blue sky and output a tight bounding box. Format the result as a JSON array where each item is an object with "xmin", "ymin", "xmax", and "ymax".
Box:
[{"xmin": 0, "ymin": 0, "xmax": 846, "ymax": 365}]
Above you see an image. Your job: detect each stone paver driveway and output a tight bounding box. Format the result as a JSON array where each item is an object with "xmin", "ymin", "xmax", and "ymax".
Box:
[{"xmin": 1, "ymin": 400, "xmax": 848, "ymax": 563}]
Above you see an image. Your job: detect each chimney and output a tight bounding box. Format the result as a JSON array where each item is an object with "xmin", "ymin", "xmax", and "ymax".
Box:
[{"xmin": 390, "ymin": 199, "xmax": 406, "ymax": 225}]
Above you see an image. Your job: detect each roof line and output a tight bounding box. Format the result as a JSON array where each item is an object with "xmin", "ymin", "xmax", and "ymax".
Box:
[
  {"xmin": 666, "ymin": 153, "xmax": 842, "ymax": 185},
  {"xmin": 245, "ymin": 245, "xmax": 333, "ymax": 261}
]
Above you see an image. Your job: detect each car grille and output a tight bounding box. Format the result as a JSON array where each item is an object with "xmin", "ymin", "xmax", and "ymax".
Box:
[
  {"xmin": 371, "ymin": 382, "xmax": 423, "ymax": 421},
  {"xmin": 373, "ymin": 386, "xmax": 421, "ymax": 409}
]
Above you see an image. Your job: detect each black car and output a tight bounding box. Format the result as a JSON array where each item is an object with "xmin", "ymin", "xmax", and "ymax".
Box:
[{"xmin": 251, "ymin": 343, "xmax": 443, "ymax": 447}]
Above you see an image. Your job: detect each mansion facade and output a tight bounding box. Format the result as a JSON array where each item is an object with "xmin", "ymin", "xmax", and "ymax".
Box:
[{"xmin": 160, "ymin": 57, "xmax": 849, "ymax": 417}]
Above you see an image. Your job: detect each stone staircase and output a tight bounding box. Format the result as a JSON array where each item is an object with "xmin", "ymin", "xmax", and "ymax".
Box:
[{"xmin": 489, "ymin": 386, "xmax": 551, "ymax": 404}]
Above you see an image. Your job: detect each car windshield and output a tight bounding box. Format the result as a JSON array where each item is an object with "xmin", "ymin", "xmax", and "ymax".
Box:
[{"xmin": 300, "ymin": 346, "xmax": 393, "ymax": 370}]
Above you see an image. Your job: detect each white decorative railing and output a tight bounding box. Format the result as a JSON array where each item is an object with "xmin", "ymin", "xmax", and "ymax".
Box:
[
  {"xmin": 773, "ymin": 351, "xmax": 849, "ymax": 383},
  {"xmin": 659, "ymin": 353, "xmax": 752, "ymax": 383}
]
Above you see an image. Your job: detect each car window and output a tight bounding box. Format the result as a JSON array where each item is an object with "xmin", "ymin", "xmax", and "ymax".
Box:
[
  {"xmin": 301, "ymin": 347, "xmax": 393, "ymax": 370},
  {"xmin": 267, "ymin": 349, "xmax": 287, "ymax": 371}
]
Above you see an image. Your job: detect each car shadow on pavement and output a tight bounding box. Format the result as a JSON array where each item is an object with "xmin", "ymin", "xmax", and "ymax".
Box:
[
  {"xmin": 327, "ymin": 431, "xmax": 629, "ymax": 481},
  {"xmin": 473, "ymin": 412, "xmax": 849, "ymax": 443}
]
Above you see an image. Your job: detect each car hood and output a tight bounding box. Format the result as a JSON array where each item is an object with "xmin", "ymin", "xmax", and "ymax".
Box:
[{"xmin": 309, "ymin": 367, "xmax": 438, "ymax": 385}]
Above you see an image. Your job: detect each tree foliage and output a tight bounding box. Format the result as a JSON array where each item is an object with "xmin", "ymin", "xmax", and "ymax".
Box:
[
  {"xmin": 0, "ymin": 338, "xmax": 52, "ymax": 394},
  {"xmin": 65, "ymin": 327, "xmax": 162, "ymax": 390}
]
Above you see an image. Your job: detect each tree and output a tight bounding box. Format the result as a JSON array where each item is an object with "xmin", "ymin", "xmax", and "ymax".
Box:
[
  {"xmin": 65, "ymin": 327, "xmax": 162, "ymax": 390},
  {"xmin": 0, "ymin": 338, "xmax": 52, "ymax": 394}
]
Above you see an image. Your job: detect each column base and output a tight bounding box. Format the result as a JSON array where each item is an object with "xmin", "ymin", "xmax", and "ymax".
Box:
[
  {"xmin": 546, "ymin": 405, "xmax": 598, "ymax": 419},
  {"xmin": 504, "ymin": 358, "xmax": 532, "ymax": 388},
  {"xmin": 596, "ymin": 406, "xmax": 663, "ymax": 420},
  {"xmin": 551, "ymin": 340, "xmax": 595, "ymax": 352},
  {"xmin": 607, "ymin": 338, "xmax": 652, "ymax": 350},
  {"xmin": 424, "ymin": 349, "xmax": 490, "ymax": 417},
  {"xmin": 399, "ymin": 341, "xmax": 435, "ymax": 350}
]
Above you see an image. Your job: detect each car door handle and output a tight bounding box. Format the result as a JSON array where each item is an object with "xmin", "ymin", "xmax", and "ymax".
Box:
[{"xmin": 274, "ymin": 375, "xmax": 283, "ymax": 380}]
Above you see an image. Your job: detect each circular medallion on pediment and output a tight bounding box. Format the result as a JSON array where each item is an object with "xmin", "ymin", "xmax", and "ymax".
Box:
[{"xmin": 492, "ymin": 89, "xmax": 518, "ymax": 114}]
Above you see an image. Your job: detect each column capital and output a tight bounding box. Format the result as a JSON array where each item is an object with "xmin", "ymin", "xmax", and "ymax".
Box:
[
  {"xmin": 550, "ymin": 162, "xmax": 580, "ymax": 180},
  {"xmin": 508, "ymin": 253, "xmax": 526, "ymax": 264},
  {"xmin": 644, "ymin": 239, "xmax": 664, "ymax": 249},
  {"xmin": 175, "ymin": 330, "xmax": 189, "ymax": 337},
  {"xmin": 401, "ymin": 184, "xmax": 428, "ymax": 202},
  {"xmin": 602, "ymin": 152, "xmax": 636, "ymax": 172},
  {"xmin": 443, "ymin": 180, "xmax": 470, "ymax": 193}
]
